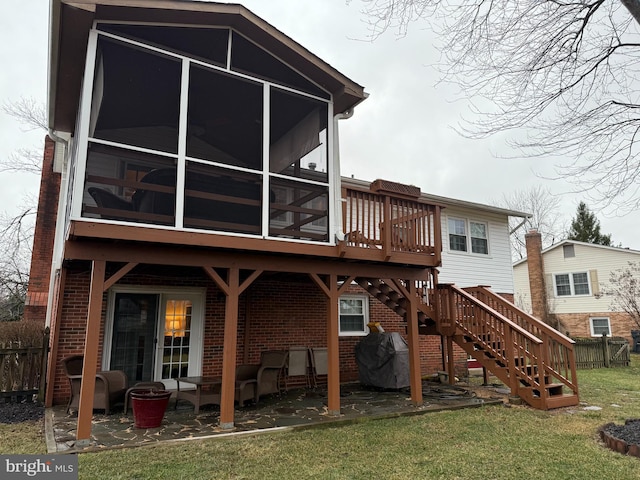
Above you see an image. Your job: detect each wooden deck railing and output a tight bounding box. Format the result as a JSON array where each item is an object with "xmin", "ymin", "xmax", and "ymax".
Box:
[
  {"xmin": 341, "ymin": 185, "xmax": 442, "ymax": 266},
  {"xmin": 436, "ymin": 284, "xmax": 547, "ymax": 401},
  {"xmin": 463, "ymin": 286, "xmax": 578, "ymax": 398}
]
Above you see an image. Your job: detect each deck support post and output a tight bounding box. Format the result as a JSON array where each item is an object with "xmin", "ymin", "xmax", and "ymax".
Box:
[
  {"xmin": 326, "ymin": 274, "xmax": 341, "ymax": 416},
  {"xmin": 203, "ymin": 266, "xmax": 262, "ymax": 430},
  {"xmin": 310, "ymin": 273, "xmax": 354, "ymax": 416},
  {"xmin": 446, "ymin": 335, "xmax": 456, "ymax": 385},
  {"xmin": 76, "ymin": 260, "xmax": 105, "ymax": 443},
  {"xmin": 390, "ymin": 278, "xmax": 423, "ymax": 405},
  {"xmin": 219, "ymin": 266, "xmax": 240, "ymax": 430},
  {"xmin": 405, "ymin": 281, "xmax": 423, "ymax": 405},
  {"xmin": 45, "ymin": 267, "xmax": 66, "ymax": 408}
]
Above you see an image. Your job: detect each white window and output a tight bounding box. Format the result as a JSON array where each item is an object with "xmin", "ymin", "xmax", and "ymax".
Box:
[
  {"xmin": 339, "ymin": 295, "xmax": 369, "ymax": 336},
  {"xmin": 448, "ymin": 218, "xmax": 467, "ymax": 252},
  {"xmin": 554, "ymin": 272, "xmax": 590, "ymax": 297},
  {"xmin": 590, "ymin": 317, "xmax": 611, "ymax": 337},
  {"xmin": 470, "ymin": 222, "xmax": 488, "ymax": 254},
  {"xmin": 448, "ymin": 217, "xmax": 489, "ymax": 255}
]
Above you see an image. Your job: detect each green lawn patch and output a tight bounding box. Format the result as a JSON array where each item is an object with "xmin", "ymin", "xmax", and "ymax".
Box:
[{"xmin": 4, "ymin": 355, "xmax": 640, "ymax": 479}]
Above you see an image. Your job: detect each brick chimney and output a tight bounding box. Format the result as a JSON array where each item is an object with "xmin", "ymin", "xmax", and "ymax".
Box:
[
  {"xmin": 23, "ymin": 136, "xmax": 61, "ymax": 324},
  {"xmin": 524, "ymin": 229, "xmax": 547, "ymax": 322}
]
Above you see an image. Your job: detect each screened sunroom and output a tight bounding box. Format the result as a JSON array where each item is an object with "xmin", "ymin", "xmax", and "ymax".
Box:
[{"xmin": 73, "ymin": 24, "xmax": 333, "ymax": 242}]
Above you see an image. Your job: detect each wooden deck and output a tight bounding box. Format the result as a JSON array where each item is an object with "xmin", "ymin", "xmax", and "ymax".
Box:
[{"xmin": 72, "ymin": 180, "xmax": 443, "ymax": 268}]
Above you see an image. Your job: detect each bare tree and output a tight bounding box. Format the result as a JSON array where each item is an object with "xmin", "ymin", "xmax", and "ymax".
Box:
[
  {"xmin": 0, "ymin": 96, "xmax": 46, "ymax": 320},
  {"xmin": 353, "ymin": 1, "xmax": 640, "ymax": 214},
  {"xmin": 606, "ymin": 261, "xmax": 640, "ymax": 329},
  {"xmin": 1, "ymin": 97, "xmax": 46, "ymax": 174},
  {"xmin": 0, "ymin": 203, "xmax": 36, "ymax": 321},
  {"xmin": 496, "ymin": 185, "xmax": 567, "ymax": 260}
]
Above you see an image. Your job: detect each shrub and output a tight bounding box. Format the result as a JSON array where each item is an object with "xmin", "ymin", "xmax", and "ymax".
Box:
[{"xmin": 0, "ymin": 321, "xmax": 47, "ymax": 348}]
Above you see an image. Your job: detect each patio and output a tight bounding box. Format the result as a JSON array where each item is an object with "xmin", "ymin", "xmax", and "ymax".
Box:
[{"xmin": 45, "ymin": 378, "xmax": 508, "ymax": 453}]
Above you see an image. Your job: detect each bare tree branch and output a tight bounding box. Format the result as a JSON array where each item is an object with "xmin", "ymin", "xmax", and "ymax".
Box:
[
  {"xmin": 355, "ymin": 1, "xmax": 640, "ymax": 214},
  {"xmin": 494, "ymin": 185, "xmax": 567, "ymax": 260},
  {"xmin": 2, "ymin": 96, "xmax": 47, "ymax": 132}
]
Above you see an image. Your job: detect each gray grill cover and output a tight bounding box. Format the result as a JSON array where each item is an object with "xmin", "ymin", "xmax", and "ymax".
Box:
[{"xmin": 355, "ymin": 332, "xmax": 410, "ymax": 389}]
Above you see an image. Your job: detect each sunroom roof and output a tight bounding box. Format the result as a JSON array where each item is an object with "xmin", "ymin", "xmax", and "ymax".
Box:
[{"xmin": 48, "ymin": 0, "xmax": 367, "ymax": 132}]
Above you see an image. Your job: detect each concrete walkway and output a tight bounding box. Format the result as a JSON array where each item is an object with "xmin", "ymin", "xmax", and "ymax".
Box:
[{"xmin": 45, "ymin": 380, "xmax": 508, "ymax": 453}]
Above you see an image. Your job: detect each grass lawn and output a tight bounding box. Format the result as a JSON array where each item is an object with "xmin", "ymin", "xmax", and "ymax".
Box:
[{"xmin": 3, "ymin": 356, "xmax": 640, "ymax": 479}]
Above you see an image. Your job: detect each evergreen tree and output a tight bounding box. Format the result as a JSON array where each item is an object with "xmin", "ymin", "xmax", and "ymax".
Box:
[{"xmin": 567, "ymin": 202, "xmax": 612, "ymax": 246}]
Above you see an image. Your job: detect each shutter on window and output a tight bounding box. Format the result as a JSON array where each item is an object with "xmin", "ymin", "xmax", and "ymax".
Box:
[{"xmin": 590, "ymin": 270, "xmax": 599, "ymax": 296}]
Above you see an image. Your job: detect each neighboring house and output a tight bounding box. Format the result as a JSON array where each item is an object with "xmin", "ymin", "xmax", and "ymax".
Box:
[
  {"xmin": 513, "ymin": 230, "xmax": 640, "ymax": 344},
  {"xmin": 27, "ymin": 0, "xmax": 577, "ymax": 442}
]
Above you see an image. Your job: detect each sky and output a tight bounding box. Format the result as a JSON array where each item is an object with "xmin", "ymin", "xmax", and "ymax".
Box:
[{"xmin": 1, "ymin": 0, "xmax": 639, "ymax": 249}]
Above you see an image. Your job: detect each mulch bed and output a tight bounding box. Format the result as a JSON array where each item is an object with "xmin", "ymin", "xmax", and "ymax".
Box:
[
  {"xmin": 600, "ymin": 420, "xmax": 640, "ymax": 458},
  {"xmin": 0, "ymin": 401, "xmax": 45, "ymax": 424}
]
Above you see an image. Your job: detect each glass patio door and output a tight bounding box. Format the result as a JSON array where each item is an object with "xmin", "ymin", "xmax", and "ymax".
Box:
[
  {"xmin": 155, "ymin": 294, "xmax": 203, "ymax": 390},
  {"xmin": 110, "ymin": 293, "xmax": 159, "ymax": 384},
  {"xmin": 108, "ymin": 290, "xmax": 204, "ymax": 389}
]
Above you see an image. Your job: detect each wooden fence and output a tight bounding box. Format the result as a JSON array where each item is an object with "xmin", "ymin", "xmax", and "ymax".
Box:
[
  {"xmin": 574, "ymin": 336, "xmax": 630, "ymax": 369},
  {"xmin": 0, "ymin": 328, "xmax": 49, "ymax": 403}
]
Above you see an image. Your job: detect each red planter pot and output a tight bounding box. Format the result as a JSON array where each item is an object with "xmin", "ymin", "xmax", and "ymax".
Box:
[{"xmin": 131, "ymin": 390, "xmax": 172, "ymax": 429}]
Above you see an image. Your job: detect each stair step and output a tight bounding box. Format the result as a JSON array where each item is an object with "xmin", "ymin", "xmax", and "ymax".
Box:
[{"xmin": 545, "ymin": 394, "xmax": 579, "ymax": 409}]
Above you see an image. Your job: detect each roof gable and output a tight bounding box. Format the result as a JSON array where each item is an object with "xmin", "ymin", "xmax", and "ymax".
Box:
[{"xmin": 49, "ymin": 0, "xmax": 366, "ymax": 132}]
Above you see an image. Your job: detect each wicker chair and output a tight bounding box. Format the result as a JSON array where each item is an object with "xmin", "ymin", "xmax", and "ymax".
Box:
[
  {"xmin": 62, "ymin": 355, "xmax": 128, "ymax": 415},
  {"xmin": 236, "ymin": 350, "xmax": 288, "ymax": 403}
]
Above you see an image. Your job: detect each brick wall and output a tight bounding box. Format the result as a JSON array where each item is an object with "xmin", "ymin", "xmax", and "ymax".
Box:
[
  {"xmin": 50, "ymin": 265, "xmax": 467, "ymax": 404},
  {"xmin": 24, "ymin": 136, "xmax": 61, "ymax": 324},
  {"xmin": 556, "ymin": 311, "xmax": 637, "ymax": 344}
]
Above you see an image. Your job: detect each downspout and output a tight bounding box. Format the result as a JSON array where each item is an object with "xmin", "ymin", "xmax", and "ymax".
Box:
[
  {"xmin": 48, "ymin": 128, "xmax": 68, "ymax": 148},
  {"xmin": 332, "ymin": 109, "xmax": 355, "ymax": 243}
]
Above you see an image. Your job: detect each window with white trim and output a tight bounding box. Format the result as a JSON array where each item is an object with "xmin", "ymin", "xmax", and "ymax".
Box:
[
  {"xmin": 590, "ymin": 317, "xmax": 611, "ymax": 337},
  {"xmin": 339, "ymin": 295, "xmax": 369, "ymax": 336},
  {"xmin": 470, "ymin": 221, "xmax": 488, "ymax": 254},
  {"xmin": 554, "ymin": 272, "xmax": 590, "ymax": 297},
  {"xmin": 448, "ymin": 217, "xmax": 489, "ymax": 255}
]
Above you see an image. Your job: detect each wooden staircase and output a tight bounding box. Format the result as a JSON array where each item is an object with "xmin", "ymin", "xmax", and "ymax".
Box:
[{"xmin": 356, "ymin": 279, "xmax": 579, "ymax": 410}]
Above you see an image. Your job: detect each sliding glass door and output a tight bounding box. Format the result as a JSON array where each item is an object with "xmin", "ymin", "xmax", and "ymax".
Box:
[{"xmin": 107, "ymin": 289, "xmax": 204, "ymax": 388}]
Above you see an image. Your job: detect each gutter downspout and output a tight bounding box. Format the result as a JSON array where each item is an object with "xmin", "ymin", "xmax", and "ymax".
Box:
[
  {"xmin": 332, "ymin": 93, "xmax": 369, "ymax": 243},
  {"xmin": 332, "ymin": 109, "xmax": 354, "ymax": 243},
  {"xmin": 48, "ymin": 128, "xmax": 68, "ymax": 148}
]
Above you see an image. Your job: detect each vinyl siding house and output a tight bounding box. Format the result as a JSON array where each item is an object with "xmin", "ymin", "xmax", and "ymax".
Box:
[
  {"xmin": 27, "ymin": 0, "xmax": 579, "ymax": 442},
  {"xmin": 514, "ymin": 232, "xmax": 640, "ymax": 344}
]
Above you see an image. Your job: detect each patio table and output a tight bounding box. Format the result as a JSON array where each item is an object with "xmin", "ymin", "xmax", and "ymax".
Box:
[{"xmin": 175, "ymin": 376, "xmax": 222, "ymax": 414}]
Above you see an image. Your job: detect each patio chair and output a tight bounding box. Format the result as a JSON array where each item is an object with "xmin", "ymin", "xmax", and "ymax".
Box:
[
  {"xmin": 237, "ymin": 350, "xmax": 288, "ymax": 403},
  {"xmin": 234, "ymin": 365, "xmax": 258, "ymax": 407},
  {"xmin": 62, "ymin": 355, "xmax": 129, "ymax": 415},
  {"xmin": 310, "ymin": 347, "xmax": 328, "ymax": 388},
  {"xmin": 285, "ymin": 346, "xmax": 311, "ymax": 389}
]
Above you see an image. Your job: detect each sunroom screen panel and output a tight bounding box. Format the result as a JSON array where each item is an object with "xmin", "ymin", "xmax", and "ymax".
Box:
[
  {"xmin": 90, "ymin": 37, "xmax": 181, "ymax": 154},
  {"xmin": 187, "ymin": 65, "xmax": 263, "ymax": 170},
  {"xmin": 183, "ymin": 162, "xmax": 262, "ymax": 234}
]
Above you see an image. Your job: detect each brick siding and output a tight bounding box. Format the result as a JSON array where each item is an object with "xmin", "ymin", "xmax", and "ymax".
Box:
[
  {"xmin": 23, "ymin": 136, "xmax": 61, "ymax": 324},
  {"xmin": 50, "ymin": 264, "xmax": 467, "ymax": 404},
  {"xmin": 555, "ymin": 311, "xmax": 637, "ymax": 345}
]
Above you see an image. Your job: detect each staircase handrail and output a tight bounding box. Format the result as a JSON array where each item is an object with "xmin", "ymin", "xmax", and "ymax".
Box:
[
  {"xmin": 463, "ymin": 286, "xmax": 575, "ymax": 345},
  {"xmin": 438, "ymin": 284, "xmax": 546, "ymax": 399},
  {"xmin": 463, "ymin": 286, "xmax": 578, "ymax": 397},
  {"xmin": 440, "ymin": 284, "xmax": 544, "ymax": 345}
]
